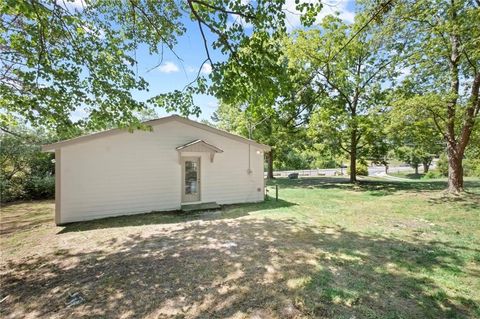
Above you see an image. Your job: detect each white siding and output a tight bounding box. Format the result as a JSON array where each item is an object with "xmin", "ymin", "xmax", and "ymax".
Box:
[{"xmin": 59, "ymin": 121, "xmax": 265, "ymax": 223}]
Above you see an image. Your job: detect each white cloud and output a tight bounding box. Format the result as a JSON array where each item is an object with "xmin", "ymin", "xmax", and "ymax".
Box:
[
  {"xmin": 58, "ymin": 0, "xmax": 87, "ymax": 11},
  {"xmin": 201, "ymin": 63, "xmax": 212, "ymax": 75},
  {"xmin": 283, "ymin": 0, "xmax": 355, "ymax": 30},
  {"xmin": 158, "ymin": 61, "xmax": 180, "ymax": 73}
]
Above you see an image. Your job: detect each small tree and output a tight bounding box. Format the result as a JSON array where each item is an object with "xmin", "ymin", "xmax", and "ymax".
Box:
[{"xmin": 288, "ymin": 15, "xmax": 395, "ymax": 182}]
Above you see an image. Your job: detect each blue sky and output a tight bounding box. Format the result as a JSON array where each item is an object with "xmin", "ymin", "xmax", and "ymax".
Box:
[{"xmin": 71, "ymin": 0, "xmax": 356, "ymax": 121}]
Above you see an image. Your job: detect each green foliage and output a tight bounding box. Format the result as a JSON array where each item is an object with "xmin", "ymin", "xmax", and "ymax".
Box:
[
  {"xmin": 356, "ymin": 162, "xmax": 369, "ymax": 176},
  {"xmin": 311, "ymin": 157, "xmax": 338, "ymax": 169},
  {"xmin": 1, "ymin": 0, "xmax": 158, "ymax": 133},
  {"xmin": 1, "ymin": 0, "xmax": 298, "ymax": 133},
  {"xmin": 0, "ymin": 127, "xmax": 55, "ymax": 202},
  {"xmin": 430, "ymin": 153, "xmax": 480, "ymax": 178},
  {"xmin": 395, "ymin": 146, "xmax": 424, "ymax": 171},
  {"xmin": 386, "ymin": 90, "xmax": 444, "ymax": 173},
  {"xmin": 274, "ymin": 150, "xmax": 307, "ymax": 170},
  {"xmin": 436, "ymin": 154, "xmax": 449, "ymax": 177},
  {"xmin": 464, "ymin": 159, "xmax": 480, "ymax": 177},
  {"xmin": 24, "ymin": 175, "xmax": 55, "ymax": 200},
  {"xmin": 423, "ymin": 171, "xmax": 444, "ymax": 180},
  {"xmin": 287, "ymin": 14, "xmax": 395, "ymax": 181},
  {"xmin": 367, "ymin": 0, "xmax": 480, "ymax": 191},
  {"xmin": 347, "ymin": 161, "xmax": 369, "ymax": 177}
]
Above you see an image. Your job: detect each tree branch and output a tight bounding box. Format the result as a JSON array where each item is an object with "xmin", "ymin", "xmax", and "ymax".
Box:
[{"xmin": 190, "ymin": 0, "xmax": 255, "ymax": 20}]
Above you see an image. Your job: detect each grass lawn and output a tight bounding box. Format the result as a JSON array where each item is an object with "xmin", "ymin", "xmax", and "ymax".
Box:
[
  {"xmin": 389, "ymin": 172, "xmax": 426, "ymax": 179},
  {"xmin": 1, "ymin": 177, "xmax": 479, "ymax": 318}
]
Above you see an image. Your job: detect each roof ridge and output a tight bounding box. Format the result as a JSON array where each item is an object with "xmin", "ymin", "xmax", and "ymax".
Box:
[{"xmin": 42, "ymin": 115, "xmax": 271, "ymax": 152}]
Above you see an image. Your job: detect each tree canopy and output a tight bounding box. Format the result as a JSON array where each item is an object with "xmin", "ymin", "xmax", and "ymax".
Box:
[{"xmin": 2, "ymin": 0, "xmax": 322, "ymax": 134}]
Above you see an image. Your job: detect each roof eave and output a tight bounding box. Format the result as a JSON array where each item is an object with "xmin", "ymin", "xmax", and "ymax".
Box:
[{"xmin": 41, "ymin": 115, "xmax": 272, "ymax": 152}]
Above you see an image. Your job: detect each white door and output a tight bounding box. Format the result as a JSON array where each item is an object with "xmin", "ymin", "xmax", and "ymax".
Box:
[{"xmin": 181, "ymin": 157, "xmax": 201, "ymax": 202}]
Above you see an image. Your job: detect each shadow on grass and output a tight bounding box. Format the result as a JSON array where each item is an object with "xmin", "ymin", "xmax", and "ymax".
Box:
[
  {"xmin": 0, "ymin": 201, "xmax": 54, "ymax": 236},
  {"xmin": 58, "ymin": 198, "xmax": 296, "ymax": 234},
  {"xmin": 427, "ymin": 192, "xmax": 480, "ymax": 212},
  {"xmin": 392, "ymin": 173, "xmax": 426, "ymax": 179},
  {"xmin": 2, "ymin": 219, "xmax": 478, "ymax": 318},
  {"xmin": 268, "ymin": 177, "xmax": 480, "ymax": 197}
]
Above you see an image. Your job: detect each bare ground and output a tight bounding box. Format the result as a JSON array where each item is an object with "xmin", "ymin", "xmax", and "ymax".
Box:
[{"xmin": 1, "ymin": 178, "xmax": 479, "ymax": 318}]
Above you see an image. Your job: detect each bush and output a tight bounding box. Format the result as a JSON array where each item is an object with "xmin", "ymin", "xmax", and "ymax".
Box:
[
  {"xmin": 24, "ymin": 175, "xmax": 55, "ymax": 200},
  {"xmin": 433, "ymin": 154, "xmax": 480, "ymax": 178},
  {"xmin": 423, "ymin": 170, "xmax": 444, "ymax": 179},
  {"xmin": 0, "ymin": 176, "xmax": 25, "ymax": 202},
  {"xmin": 1, "ymin": 128, "xmax": 55, "ymax": 203},
  {"xmin": 347, "ymin": 161, "xmax": 369, "ymax": 176},
  {"xmin": 436, "ymin": 154, "xmax": 448, "ymax": 177},
  {"xmin": 356, "ymin": 162, "xmax": 369, "ymax": 176},
  {"xmin": 1, "ymin": 175, "xmax": 55, "ymax": 202},
  {"xmin": 464, "ymin": 158, "xmax": 480, "ymax": 177}
]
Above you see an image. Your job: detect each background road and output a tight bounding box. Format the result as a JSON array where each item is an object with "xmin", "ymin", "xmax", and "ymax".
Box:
[{"xmin": 267, "ymin": 165, "xmax": 433, "ymax": 178}]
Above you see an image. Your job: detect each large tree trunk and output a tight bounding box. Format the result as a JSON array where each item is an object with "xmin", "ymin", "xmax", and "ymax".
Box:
[
  {"xmin": 446, "ymin": 145, "xmax": 464, "ymax": 193},
  {"xmin": 444, "ymin": 2, "xmax": 467, "ymax": 193},
  {"xmin": 267, "ymin": 149, "xmax": 274, "ymax": 179},
  {"xmin": 349, "ymin": 129, "xmax": 357, "ymax": 183},
  {"xmin": 414, "ymin": 165, "xmax": 418, "ymax": 175}
]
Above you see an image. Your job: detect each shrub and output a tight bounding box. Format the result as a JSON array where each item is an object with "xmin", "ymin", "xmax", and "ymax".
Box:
[
  {"xmin": 1, "ymin": 128, "xmax": 55, "ymax": 203},
  {"xmin": 423, "ymin": 170, "xmax": 444, "ymax": 179},
  {"xmin": 347, "ymin": 161, "xmax": 369, "ymax": 176},
  {"xmin": 24, "ymin": 175, "xmax": 55, "ymax": 200},
  {"xmin": 464, "ymin": 159, "xmax": 480, "ymax": 177},
  {"xmin": 436, "ymin": 154, "xmax": 448, "ymax": 177},
  {"xmin": 356, "ymin": 162, "xmax": 369, "ymax": 176},
  {"xmin": 0, "ymin": 176, "xmax": 25, "ymax": 202},
  {"xmin": 434, "ymin": 154, "xmax": 480, "ymax": 178}
]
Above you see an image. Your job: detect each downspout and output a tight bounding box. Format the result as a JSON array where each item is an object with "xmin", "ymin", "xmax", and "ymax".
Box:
[{"xmin": 247, "ymin": 122, "xmax": 253, "ymax": 175}]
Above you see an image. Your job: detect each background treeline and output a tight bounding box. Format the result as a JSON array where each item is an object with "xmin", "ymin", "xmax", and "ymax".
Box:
[{"xmin": 211, "ymin": 102, "xmax": 480, "ymax": 178}]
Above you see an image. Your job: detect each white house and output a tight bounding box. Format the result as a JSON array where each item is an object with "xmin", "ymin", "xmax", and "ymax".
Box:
[{"xmin": 42, "ymin": 115, "xmax": 270, "ymax": 225}]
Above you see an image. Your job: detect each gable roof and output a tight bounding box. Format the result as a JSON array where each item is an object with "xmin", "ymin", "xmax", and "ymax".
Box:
[
  {"xmin": 176, "ymin": 139, "xmax": 224, "ymax": 153},
  {"xmin": 42, "ymin": 115, "xmax": 271, "ymax": 152}
]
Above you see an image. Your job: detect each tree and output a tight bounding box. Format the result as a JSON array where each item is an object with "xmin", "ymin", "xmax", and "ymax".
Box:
[
  {"xmin": 2, "ymin": 0, "xmax": 316, "ymax": 133},
  {"xmin": 212, "ymin": 101, "xmax": 296, "ymax": 179},
  {"xmin": 370, "ymin": 0, "xmax": 480, "ymax": 192},
  {"xmin": 0, "ymin": 126, "xmax": 56, "ymax": 202},
  {"xmin": 288, "ymin": 15, "xmax": 395, "ymax": 182},
  {"xmin": 387, "ymin": 83, "xmax": 445, "ymax": 174}
]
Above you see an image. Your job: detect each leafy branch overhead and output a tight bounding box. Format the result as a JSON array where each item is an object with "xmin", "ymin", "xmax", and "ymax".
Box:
[{"xmin": 1, "ymin": 0, "xmax": 323, "ymax": 134}]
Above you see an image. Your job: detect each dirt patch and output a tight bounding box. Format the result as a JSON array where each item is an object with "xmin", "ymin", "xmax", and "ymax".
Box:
[{"xmin": 1, "ymin": 197, "xmax": 478, "ymax": 318}]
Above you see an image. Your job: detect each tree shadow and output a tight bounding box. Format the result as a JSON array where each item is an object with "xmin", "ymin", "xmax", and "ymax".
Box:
[
  {"xmin": 58, "ymin": 199, "xmax": 296, "ymax": 234},
  {"xmin": 427, "ymin": 192, "xmax": 480, "ymax": 212},
  {"xmin": 269, "ymin": 177, "xmax": 480, "ymax": 197},
  {"xmin": 1, "ymin": 219, "xmax": 478, "ymax": 318},
  {"xmin": 0, "ymin": 201, "xmax": 53, "ymax": 235}
]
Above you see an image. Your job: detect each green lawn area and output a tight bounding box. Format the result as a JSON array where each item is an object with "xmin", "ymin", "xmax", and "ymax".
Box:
[
  {"xmin": 389, "ymin": 171, "xmax": 426, "ymax": 179},
  {"xmin": 1, "ymin": 177, "xmax": 479, "ymax": 318}
]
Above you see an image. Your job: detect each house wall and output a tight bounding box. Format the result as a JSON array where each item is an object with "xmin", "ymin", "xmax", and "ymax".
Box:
[{"xmin": 58, "ymin": 121, "xmax": 265, "ymax": 223}]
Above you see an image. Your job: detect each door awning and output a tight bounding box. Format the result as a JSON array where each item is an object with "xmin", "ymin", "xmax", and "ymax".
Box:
[{"xmin": 176, "ymin": 139, "xmax": 223, "ymax": 162}]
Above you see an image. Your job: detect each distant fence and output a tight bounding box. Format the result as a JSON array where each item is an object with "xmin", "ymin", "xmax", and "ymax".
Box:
[
  {"xmin": 264, "ymin": 165, "xmax": 421, "ymax": 178},
  {"xmin": 264, "ymin": 169, "xmax": 343, "ymax": 178}
]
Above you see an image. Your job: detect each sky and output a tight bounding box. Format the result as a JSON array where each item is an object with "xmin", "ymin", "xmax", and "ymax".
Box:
[{"xmin": 70, "ymin": 0, "xmax": 357, "ymax": 122}]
